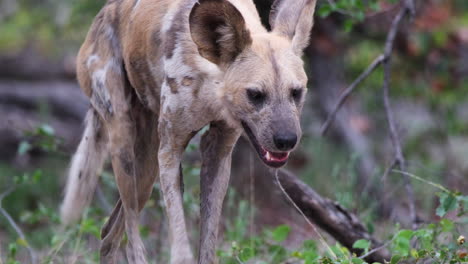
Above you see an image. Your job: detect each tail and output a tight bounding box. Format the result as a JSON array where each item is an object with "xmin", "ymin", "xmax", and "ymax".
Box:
[{"xmin": 61, "ymin": 109, "xmax": 108, "ymax": 225}]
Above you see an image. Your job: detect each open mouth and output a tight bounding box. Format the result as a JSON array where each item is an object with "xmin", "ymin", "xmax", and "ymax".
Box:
[{"xmin": 241, "ymin": 121, "xmax": 290, "ymax": 168}]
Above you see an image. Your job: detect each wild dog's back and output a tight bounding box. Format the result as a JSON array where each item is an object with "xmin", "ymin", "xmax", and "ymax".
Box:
[
  {"xmin": 76, "ymin": 0, "xmax": 267, "ymax": 114},
  {"xmin": 75, "ymin": 0, "xmax": 170, "ymax": 114}
]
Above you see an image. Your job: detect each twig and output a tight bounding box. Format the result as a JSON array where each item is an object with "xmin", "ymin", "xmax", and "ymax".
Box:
[
  {"xmin": 274, "ymin": 170, "xmax": 338, "ymax": 260},
  {"xmin": 0, "ymin": 187, "xmax": 37, "ymax": 264},
  {"xmin": 392, "ymin": 170, "xmax": 452, "ymax": 194},
  {"xmin": 381, "ymin": 0, "xmax": 417, "ymax": 229},
  {"xmin": 320, "ymin": 55, "xmax": 385, "ymax": 135},
  {"xmin": 359, "ymin": 235, "xmax": 396, "ymax": 260},
  {"xmin": 235, "ymin": 255, "xmax": 245, "ymax": 264},
  {"xmin": 381, "ymin": 158, "xmax": 398, "ymax": 183}
]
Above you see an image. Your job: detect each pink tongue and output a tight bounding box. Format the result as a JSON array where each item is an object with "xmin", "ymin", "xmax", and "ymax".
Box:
[
  {"xmin": 271, "ymin": 152, "xmax": 288, "ymax": 159},
  {"xmin": 266, "ymin": 151, "xmax": 289, "ymax": 162}
]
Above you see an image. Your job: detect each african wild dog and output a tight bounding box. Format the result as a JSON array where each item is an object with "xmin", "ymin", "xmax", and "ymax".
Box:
[{"xmin": 60, "ymin": 0, "xmax": 317, "ymax": 263}]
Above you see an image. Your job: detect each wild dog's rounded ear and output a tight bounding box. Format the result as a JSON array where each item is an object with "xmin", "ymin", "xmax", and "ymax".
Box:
[
  {"xmin": 269, "ymin": 0, "xmax": 317, "ymax": 55},
  {"xmin": 189, "ymin": 0, "xmax": 252, "ymax": 66}
]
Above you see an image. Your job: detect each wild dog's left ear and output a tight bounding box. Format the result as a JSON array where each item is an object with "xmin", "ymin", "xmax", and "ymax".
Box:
[
  {"xmin": 189, "ymin": 0, "xmax": 252, "ymax": 66},
  {"xmin": 270, "ymin": 0, "xmax": 317, "ymax": 55}
]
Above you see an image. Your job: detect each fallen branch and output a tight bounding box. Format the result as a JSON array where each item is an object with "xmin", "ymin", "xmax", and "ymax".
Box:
[
  {"xmin": 276, "ymin": 169, "xmax": 391, "ymax": 263},
  {"xmin": 0, "ymin": 81, "xmax": 87, "ymax": 160},
  {"xmin": 231, "ymin": 138, "xmax": 391, "ymax": 263}
]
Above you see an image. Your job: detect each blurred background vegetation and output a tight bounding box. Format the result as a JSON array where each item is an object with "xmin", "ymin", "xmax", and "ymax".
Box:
[{"xmin": 0, "ymin": 0, "xmax": 467, "ymax": 263}]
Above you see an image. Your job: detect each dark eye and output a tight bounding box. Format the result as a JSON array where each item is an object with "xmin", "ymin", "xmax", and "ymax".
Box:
[
  {"xmin": 246, "ymin": 89, "xmax": 266, "ymax": 106},
  {"xmin": 291, "ymin": 88, "xmax": 303, "ymax": 102}
]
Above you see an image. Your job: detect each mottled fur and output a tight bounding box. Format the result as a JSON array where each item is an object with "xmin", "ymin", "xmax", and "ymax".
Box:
[{"xmin": 61, "ymin": 0, "xmax": 317, "ymax": 263}]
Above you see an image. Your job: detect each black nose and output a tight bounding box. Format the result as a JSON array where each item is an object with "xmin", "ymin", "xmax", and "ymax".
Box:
[{"xmin": 273, "ymin": 133, "xmax": 297, "ymax": 151}]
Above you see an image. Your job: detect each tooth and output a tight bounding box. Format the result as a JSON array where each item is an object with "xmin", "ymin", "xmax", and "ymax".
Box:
[{"xmin": 266, "ymin": 152, "xmax": 271, "ymax": 161}]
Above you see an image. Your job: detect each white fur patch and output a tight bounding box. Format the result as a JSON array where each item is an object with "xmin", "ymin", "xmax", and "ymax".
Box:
[
  {"xmin": 91, "ymin": 60, "xmax": 119, "ymax": 112},
  {"xmin": 133, "ymin": 0, "xmax": 141, "ymax": 10},
  {"xmin": 161, "ymin": 4, "xmax": 177, "ymax": 33},
  {"xmin": 86, "ymin": 54, "xmax": 100, "ymax": 68}
]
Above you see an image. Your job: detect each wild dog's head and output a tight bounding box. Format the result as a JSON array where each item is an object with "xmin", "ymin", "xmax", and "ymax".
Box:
[{"xmin": 190, "ymin": 0, "xmax": 316, "ymax": 168}]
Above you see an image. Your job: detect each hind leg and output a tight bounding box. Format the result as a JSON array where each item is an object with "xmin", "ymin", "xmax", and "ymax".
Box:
[
  {"xmin": 100, "ymin": 199, "xmax": 125, "ymax": 264},
  {"xmin": 100, "ymin": 106, "xmax": 160, "ymax": 263},
  {"xmin": 74, "ymin": 7, "xmax": 155, "ymax": 262},
  {"xmin": 106, "ymin": 113, "xmax": 151, "ymax": 264}
]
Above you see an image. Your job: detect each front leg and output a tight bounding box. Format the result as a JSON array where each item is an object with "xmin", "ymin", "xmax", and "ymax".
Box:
[
  {"xmin": 199, "ymin": 121, "xmax": 241, "ymax": 264},
  {"xmin": 158, "ymin": 125, "xmax": 195, "ymax": 264}
]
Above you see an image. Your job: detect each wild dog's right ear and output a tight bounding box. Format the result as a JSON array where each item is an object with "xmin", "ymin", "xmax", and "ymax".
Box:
[
  {"xmin": 189, "ymin": 0, "xmax": 252, "ymax": 66},
  {"xmin": 270, "ymin": 0, "xmax": 317, "ymax": 55}
]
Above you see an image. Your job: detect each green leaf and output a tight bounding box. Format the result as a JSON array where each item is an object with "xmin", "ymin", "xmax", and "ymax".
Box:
[
  {"xmin": 17, "ymin": 141, "xmax": 31, "ymax": 155},
  {"xmin": 390, "ymin": 255, "xmax": 402, "ymax": 264},
  {"xmin": 414, "ymin": 228, "xmax": 433, "ymax": 250},
  {"xmin": 351, "ymin": 257, "xmax": 365, "ymax": 264},
  {"xmin": 16, "ymin": 238, "xmax": 28, "ymax": 247},
  {"xmin": 458, "ymin": 195, "xmax": 468, "ymax": 212},
  {"xmin": 417, "ymin": 250, "xmax": 428, "ymax": 258},
  {"xmin": 268, "ymin": 245, "xmax": 288, "ymax": 262},
  {"xmin": 80, "ymin": 218, "xmax": 100, "ymax": 238},
  {"xmin": 396, "ymin": 230, "xmax": 414, "ymax": 240},
  {"xmin": 439, "ymin": 219, "xmax": 454, "ymax": 232},
  {"xmin": 271, "ymin": 225, "xmax": 290, "ymax": 242},
  {"xmin": 239, "ymin": 247, "xmax": 254, "ymax": 262},
  {"xmin": 344, "ymin": 19, "xmax": 355, "ymax": 32},
  {"xmin": 352, "ymin": 239, "xmax": 371, "ymax": 252},
  {"xmin": 302, "ymin": 250, "xmax": 319, "ymax": 263},
  {"xmin": 318, "ymin": 4, "xmax": 334, "ymax": 17},
  {"xmin": 37, "ymin": 124, "xmax": 55, "ymax": 136},
  {"xmin": 32, "ymin": 169, "xmax": 43, "ymax": 183},
  {"xmin": 8, "ymin": 243, "xmax": 17, "ymax": 258},
  {"xmin": 302, "ymin": 240, "xmax": 317, "ymax": 251},
  {"xmin": 436, "ymin": 192, "xmax": 458, "ymax": 217},
  {"xmin": 393, "ymin": 230, "xmax": 414, "ymax": 256},
  {"xmin": 50, "ymin": 235, "xmax": 61, "ymax": 247}
]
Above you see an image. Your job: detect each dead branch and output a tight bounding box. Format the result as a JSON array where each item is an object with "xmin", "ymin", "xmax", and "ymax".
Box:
[
  {"xmin": 320, "ymin": 55, "xmax": 384, "ymax": 135},
  {"xmin": 318, "ymin": 0, "xmax": 418, "ymax": 228},
  {"xmin": 381, "ymin": 0, "xmax": 417, "ymax": 229},
  {"xmin": 0, "ymin": 48, "xmax": 76, "ymax": 80}
]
